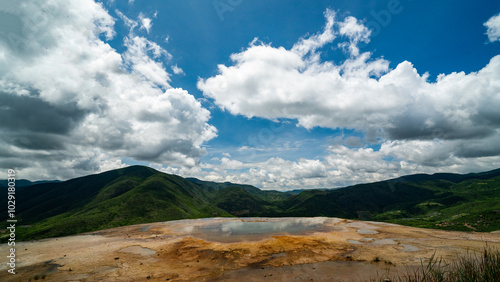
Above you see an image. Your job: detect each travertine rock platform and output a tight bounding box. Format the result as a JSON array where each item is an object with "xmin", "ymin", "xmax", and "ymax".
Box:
[{"xmin": 1, "ymin": 217, "xmax": 499, "ymax": 281}]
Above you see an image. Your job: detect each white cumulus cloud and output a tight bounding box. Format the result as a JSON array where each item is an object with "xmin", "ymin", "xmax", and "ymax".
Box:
[
  {"xmin": 0, "ymin": 0, "xmax": 216, "ymax": 180},
  {"xmin": 198, "ymin": 9, "xmax": 500, "ymax": 157},
  {"xmin": 138, "ymin": 12, "xmax": 152, "ymax": 34},
  {"xmin": 171, "ymin": 64, "xmax": 185, "ymax": 75},
  {"xmin": 485, "ymin": 13, "xmax": 500, "ymax": 42},
  {"xmin": 193, "ymin": 8, "xmax": 500, "ymax": 189}
]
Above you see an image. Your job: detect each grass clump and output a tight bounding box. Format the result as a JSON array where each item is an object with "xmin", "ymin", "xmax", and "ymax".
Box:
[{"xmin": 382, "ymin": 246, "xmax": 500, "ymax": 281}]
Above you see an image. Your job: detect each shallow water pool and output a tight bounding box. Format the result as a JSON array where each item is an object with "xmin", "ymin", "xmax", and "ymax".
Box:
[{"xmin": 179, "ymin": 218, "xmax": 339, "ymax": 242}]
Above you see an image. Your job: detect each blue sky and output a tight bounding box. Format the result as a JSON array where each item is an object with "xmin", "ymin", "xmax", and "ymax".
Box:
[{"xmin": 1, "ymin": 0, "xmax": 500, "ymax": 190}]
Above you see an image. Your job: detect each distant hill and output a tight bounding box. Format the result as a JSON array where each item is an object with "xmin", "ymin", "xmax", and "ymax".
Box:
[
  {"xmin": 281, "ymin": 169, "xmax": 500, "ymax": 232},
  {"xmin": 391, "ymin": 168, "xmax": 500, "ymax": 183},
  {"xmin": 2, "ymin": 166, "xmax": 500, "ymax": 242},
  {"xmin": 283, "ymin": 173, "xmax": 500, "ymax": 231},
  {"xmin": 0, "ymin": 179, "xmax": 60, "ymax": 188},
  {"xmin": 185, "ymin": 178, "xmax": 299, "ymax": 202}
]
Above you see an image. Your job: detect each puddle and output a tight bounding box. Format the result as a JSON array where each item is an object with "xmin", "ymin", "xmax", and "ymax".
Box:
[
  {"xmin": 180, "ymin": 218, "xmax": 339, "ymax": 243},
  {"xmin": 357, "ymin": 229, "xmax": 379, "ymax": 235},
  {"xmin": 372, "ymin": 239, "xmax": 398, "ymax": 245},
  {"xmin": 400, "ymin": 244, "xmax": 420, "ymax": 252},
  {"xmin": 348, "ymin": 240, "xmax": 363, "ymax": 245},
  {"xmin": 119, "ymin": 246, "xmax": 156, "ymax": 256},
  {"xmin": 140, "ymin": 225, "xmax": 151, "ymax": 232}
]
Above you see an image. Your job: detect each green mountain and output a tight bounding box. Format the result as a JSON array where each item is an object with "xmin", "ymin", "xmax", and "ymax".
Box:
[
  {"xmin": 1, "ymin": 166, "xmax": 231, "ymax": 241},
  {"xmin": 281, "ymin": 169, "xmax": 500, "ymax": 231},
  {"xmin": 2, "ymin": 166, "xmax": 500, "ymax": 242}
]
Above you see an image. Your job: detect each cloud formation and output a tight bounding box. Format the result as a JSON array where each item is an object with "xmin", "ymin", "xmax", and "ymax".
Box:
[
  {"xmin": 138, "ymin": 12, "xmax": 152, "ymax": 34},
  {"xmin": 1, "ymin": 3, "xmax": 499, "ymax": 190},
  {"xmin": 199, "ymin": 10, "xmax": 500, "ymax": 143},
  {"xmin": 194, "ymin": 9, "xmax": 500, "ymax": 189},
  {"xmin": 0, "ymin": 0, "xmax": 216, "ymax": 179},
  {"xmin": 158, "ymin": 136, "xmax": 500, "ymax": 190},
  {"xmin": 485, "ymin": 12, "xmax": 500, "ymax": 42}
]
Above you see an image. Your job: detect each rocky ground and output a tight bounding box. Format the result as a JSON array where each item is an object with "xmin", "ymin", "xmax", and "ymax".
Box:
[{"xmin": 1, "ymin": 217, "xmax": 499, "ymax": 281}]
